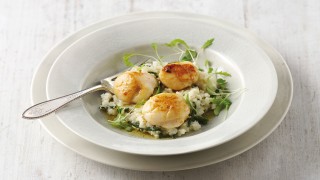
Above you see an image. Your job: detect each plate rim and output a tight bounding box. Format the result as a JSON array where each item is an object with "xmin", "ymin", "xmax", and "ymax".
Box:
[
  {"xmin": 45, "ymin": 12, "xmax": 279, "ymax": 155},
  {"xmin": 31, "ymin": 12, "xmax": 293, "ymax": 171}
]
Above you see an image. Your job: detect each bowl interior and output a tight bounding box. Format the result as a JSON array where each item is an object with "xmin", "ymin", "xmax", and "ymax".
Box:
[
  {"xmin": 81, "ymin": 45, "xmax": 244, "ymax": 138},
  {"xmin": 46, "ymin": 15, "xmax": 277, "ymax": 155}
]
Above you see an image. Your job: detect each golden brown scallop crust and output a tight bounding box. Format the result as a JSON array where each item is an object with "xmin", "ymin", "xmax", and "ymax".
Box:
[
  {"xmin": 152, "ymin": 93, "xmax": 179, "ymax": 110},
  {"xmin": 159, "ymin": 62, "xmax": 199, "ymax": 90},
  {"xmin": 142, "ymin": 93, "xmax": 190, "ymax": 128}
]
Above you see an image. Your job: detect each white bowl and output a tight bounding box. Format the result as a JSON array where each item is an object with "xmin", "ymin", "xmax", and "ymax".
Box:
[{"xmin": 46, "ymin": 12, "xmax": 278, "ymax": 156}]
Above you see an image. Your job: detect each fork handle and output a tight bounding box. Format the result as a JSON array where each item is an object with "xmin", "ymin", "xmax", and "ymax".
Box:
[{"xmin": 22, "ymin": 85, "xmax": 106, "ymax": 119}]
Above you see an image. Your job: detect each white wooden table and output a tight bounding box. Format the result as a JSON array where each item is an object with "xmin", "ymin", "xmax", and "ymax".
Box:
[{"xmin": 1, "ymin": 0, "xmax": 319, "ymax": 179}]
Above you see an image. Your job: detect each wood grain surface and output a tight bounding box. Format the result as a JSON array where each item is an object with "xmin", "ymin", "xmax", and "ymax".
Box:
[{"xmin": 0, "ymin": 0, "xmax": 319, "ymax": 179}]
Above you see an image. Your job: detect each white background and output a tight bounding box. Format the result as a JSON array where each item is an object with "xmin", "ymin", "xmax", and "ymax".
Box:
[{"xmin": 1, "ymin": 0, "xmax": 319, "ymax": 179}]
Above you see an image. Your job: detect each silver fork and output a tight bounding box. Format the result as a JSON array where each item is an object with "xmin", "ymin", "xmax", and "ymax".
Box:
[{"xmin": 22, "ymin": 60, "xmax": 148, "ymax": 119}]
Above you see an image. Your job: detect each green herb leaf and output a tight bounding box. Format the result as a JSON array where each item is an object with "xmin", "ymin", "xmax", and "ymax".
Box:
[
  {"xmin": 192, "ymin": 115, "xmax": 209, "ymax": 125},
  {"xmin": 221, "ymin": 98, "xmax": 232, "ymax": 108},
  {"xmin": 211, "ymin": 96, "xmax": 232, "ymax": 116},
  {"xmin": 151, "ymin": 43, "xmax": 158, "ymax": 51},
  {"xmin": 215, "ymin": 71, "xmax": 232, "ymax": 77},
  {"xmin": 109, "ymin": 119, "xmax": 133, "ymax": 132},
  {"xmin": 116, "ymin": 107, "xmax": 123, "ymax": 114},
  {"xmin": 211, "ymin": 97, "xmax": 223, "ymax": 104},
  {"xmin": 204, "ymin": 59, "xmax": 214, "ymax": 73},
  {"xmin": 214, "ymin": 105, "xmax": 222, "ymax": 116},
  {"xmin": 181, "ymin": 49, "xmax": 197, "ymax": 61},
  {"xmin": 202, "ymin": 38, "xmax": 214, "ymax": 49},
  {"xmin": 217, "ymin": 78, "xmax": 227, "ymax": 89},
  {"xmin": 185, "ymin": 94, "xmax": 197, "ymax": 115},
  {"xmin": 165, "ymin": 39, "xmax": 190, "ymax": 49},
  {"xmin": 187, "ymin": 114, "xmax": 209, "ymax": 125},
  {"xmin": 217, "ymin": 78, "xmax": 226, "ymax": 84},
  {"xmin": 204, "ymin": 59, "xmax": 211, "ymax": 68},
  {"xmin": 122, "ymin": 53, "xmax": 135, "ymax": 67},
  {"xmin": 148, "ymin": 71, "xmax": 158, "ymax": 78},
  {"xmin": 206, "ymin": 87, "xmax": 216, "ymax": 95},
  {"xmin": 155, "ymin": 82, "xmax": 164, "ymax": 94},
  {"xmin": 109, "ymin": 106, "xmax": 133, "ymax": 131},
  {"xmin": 187, "ymin": 118, "xmax": 192, "ymax": 127},
  {"xmin": 145, "ymin": 126, "xmax": 161, "ymax": 131}
]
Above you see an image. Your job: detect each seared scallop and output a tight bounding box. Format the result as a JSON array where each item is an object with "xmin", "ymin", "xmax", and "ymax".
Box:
[
  {"xmin": 142, "ymin": 93, "xmax": 190, "ymax": 129},
  {"xmin": 159, "ymin": 62, "xmax": 199, "ymax": 90},
  {"xmin": 113, "ymin": 71, "xmax": 157, "ymax": 104}
]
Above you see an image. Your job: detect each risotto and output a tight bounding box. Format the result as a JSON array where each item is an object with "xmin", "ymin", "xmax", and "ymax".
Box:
[{"xmin": 100, "ymin": 38, "xmax": 233, "ymax": 138}]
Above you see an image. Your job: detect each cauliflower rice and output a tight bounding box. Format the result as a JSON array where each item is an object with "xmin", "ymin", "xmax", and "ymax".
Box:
[
  {"xmin": 100, "ymin": 61, "xmax": 223, "ymax": 138},
  {"xmin": 100, "ymin": 38, "xmax": 233, "ymax": 138}
]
